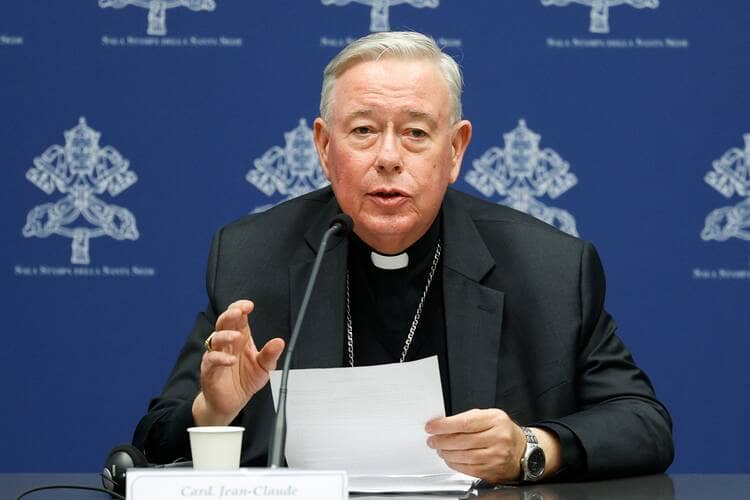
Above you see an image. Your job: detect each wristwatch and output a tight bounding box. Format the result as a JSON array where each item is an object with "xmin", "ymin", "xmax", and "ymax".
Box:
[{"xmin": 520, "ymin": 427, "xmax": 546, "ymax": 482}]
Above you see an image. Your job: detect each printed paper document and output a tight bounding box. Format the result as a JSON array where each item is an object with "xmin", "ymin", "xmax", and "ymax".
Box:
[{"xmin": 270, "ymin": 356, "xmax": 476, "ymax": 493}]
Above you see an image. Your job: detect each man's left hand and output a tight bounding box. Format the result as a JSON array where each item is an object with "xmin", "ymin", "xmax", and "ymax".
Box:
[{"xmin": 425, "ymin": 408, "xmax": 525, "ymax": 482}]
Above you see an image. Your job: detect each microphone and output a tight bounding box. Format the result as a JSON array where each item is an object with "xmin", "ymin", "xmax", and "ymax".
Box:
[{"xmin": 267, "ymin": 213, "xmax": 353, "ymax": 467}]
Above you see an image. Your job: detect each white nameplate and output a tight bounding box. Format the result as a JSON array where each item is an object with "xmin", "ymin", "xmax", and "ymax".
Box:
[{"xmin": 127, "ymin": 468, "xmax": 348, "ymax": 500}]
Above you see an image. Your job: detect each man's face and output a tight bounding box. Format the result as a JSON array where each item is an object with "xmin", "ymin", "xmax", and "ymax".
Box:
[{"xmin": 314, "ymin": 57, "xmax": 472, "ymax": 254}]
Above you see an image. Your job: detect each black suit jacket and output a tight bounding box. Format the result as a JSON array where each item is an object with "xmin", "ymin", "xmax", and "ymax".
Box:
[{"xmin": 134, "ymin": 187, "xmax": 674, "ymax": 478}]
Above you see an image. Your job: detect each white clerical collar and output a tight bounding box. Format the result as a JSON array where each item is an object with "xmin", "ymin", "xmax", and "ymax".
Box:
[{"xmin": 370, "ymin": 251, "xmax": 409, "ymax": 270}]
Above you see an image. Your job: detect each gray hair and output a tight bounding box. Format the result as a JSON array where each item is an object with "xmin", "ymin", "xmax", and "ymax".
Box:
[{"xmin": 320, "ymin": 31, "xmax": 464, "ymax": 125}]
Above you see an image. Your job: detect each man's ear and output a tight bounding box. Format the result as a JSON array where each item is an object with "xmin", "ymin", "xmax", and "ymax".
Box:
[
  {"xmin": 313, "ymin": 117, "xmax": 332, "ymax": 180},
  {"xmin": 448, "ymin": 120, "xmax": 472, "ymax": 183}
]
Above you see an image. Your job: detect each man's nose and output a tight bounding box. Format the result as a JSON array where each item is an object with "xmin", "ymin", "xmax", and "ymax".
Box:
[{"xmin": 375, "ymin": 131, "xmax": 402, "ymax": 173}]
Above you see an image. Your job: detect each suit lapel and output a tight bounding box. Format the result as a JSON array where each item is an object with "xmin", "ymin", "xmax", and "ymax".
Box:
[
  {"xmin": 288, "ymin": 197, "xmax": 347, "ymax": 369},
  {"xmin": 442, "ymin": 191, "xmax": 505, "ymax": 414}
]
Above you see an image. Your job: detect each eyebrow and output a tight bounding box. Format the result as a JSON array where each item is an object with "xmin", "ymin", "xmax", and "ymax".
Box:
[{"xmin": 404, "ymin": 110, "xmax": 438, "ymax": 129}]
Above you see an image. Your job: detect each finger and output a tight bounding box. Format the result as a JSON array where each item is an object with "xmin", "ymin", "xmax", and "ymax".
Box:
[
  {"xmin": 215, "ymin": 307, "xmax": 245, "ymax": 332},
  {"xmin": 427, "ymin": 430, "xmax": 490, "ymax": 451},
  {"xmin": 208, "ymin": 330, "xmax": 247, "ymax": 353},
  {"xmin": 215, "ymin": 300, "xmax": 254, "ymax": 331},
  {"xmin": 426, "ymin": 409, "xmax": 507, "ymax": 435},
  {"xmin": 437, "ymin": 448, "xmax": 487, "ymax": 466},
  {"xmin": 227, "ymin": 299, "xmax": 254, "ymax": 313},
  {"xmin": 257, "ymin": 338, "xmax": 285, "ymax": 371},
  {"xmin": 201, "ymin": 351, "xmax": 238, "ymax": 372}
]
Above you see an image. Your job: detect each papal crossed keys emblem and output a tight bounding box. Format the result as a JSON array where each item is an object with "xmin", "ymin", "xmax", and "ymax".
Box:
[
  {"xmin": 246, "ymin": 119, "xmax": 329, "ymax": 213},
  {"xmin": 22, "ymin": 117, "xmax": 139, "ymax": 265},
  {"xmin": 99, "ymin": 0, "xmax": 216, "ymax": 36},
  {"xmin": 465, "ymin": 119, "xmax": 579, "ymax": 236},
  {"xmin": 541, "ymin": 0, "xmax": 659, "ymax": 34},
  {"xmin": 701, "ymin": 134, "xmax": 750, "ymax": 243},
  {"xmin": 321, "ymin": 0, "xmax": 439, "ymax": 32}
]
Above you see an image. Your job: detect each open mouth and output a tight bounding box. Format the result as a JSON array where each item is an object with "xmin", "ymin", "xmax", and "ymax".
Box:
[
  {"xmin": 375, "ymin": 191, "xmax": 402, "ymax": 198},
  {"xmin": 369, "ymin": 189, "xmax": 408, "ymax": 206},
  {"xmin": 371, "ymin": 188, "xmax": 407, "ymax": 198}
]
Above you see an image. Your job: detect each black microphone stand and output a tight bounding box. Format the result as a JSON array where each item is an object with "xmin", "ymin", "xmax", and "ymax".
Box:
[{"xmin": 267, "ymin": 215, "xmax": 352, "ymax": 467}]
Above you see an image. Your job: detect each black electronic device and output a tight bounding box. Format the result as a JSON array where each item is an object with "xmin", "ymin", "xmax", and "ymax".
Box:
[{"xmin": 101, "ymin": 444, "xmax": 191, "ymax": 498}]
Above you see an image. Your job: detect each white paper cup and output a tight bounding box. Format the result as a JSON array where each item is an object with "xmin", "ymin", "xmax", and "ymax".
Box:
[{"xmin": 187, "ymin": 426, "xmax": 244, "ymax": 470}]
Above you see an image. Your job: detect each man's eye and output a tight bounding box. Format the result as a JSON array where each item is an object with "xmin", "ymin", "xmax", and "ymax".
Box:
[
  {"xmin": 353, "ymin": 126, "xmax": 371, "ymax": 135},
  {"xmin": 407, "ymin": 129, "xmax": 427, "ymax": 138}
]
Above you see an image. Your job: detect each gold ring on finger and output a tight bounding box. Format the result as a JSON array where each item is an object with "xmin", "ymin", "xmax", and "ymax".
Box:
[{"xmin": 204, "ymin": 333, "xmax": 216, "ymax": 352}]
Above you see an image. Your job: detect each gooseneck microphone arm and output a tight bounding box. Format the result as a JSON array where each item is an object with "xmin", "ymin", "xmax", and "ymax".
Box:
[{"xmin": 267, "ymin": 214, "xmax": 353, "ymax": 468}]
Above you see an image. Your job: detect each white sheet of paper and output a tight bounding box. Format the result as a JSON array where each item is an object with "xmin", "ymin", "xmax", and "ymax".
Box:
[
  {"xmin": 347, "ymin": 473, "xmax": 477, "ymax": 494},
  {"xmin": 269, "ymin": 356, "xmax": 460, "ymax": 479}
]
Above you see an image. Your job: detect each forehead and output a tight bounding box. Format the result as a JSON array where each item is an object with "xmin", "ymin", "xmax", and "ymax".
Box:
[{"xmin": 331, "ymin": 57, "xmax": 451, "ymax": 120}]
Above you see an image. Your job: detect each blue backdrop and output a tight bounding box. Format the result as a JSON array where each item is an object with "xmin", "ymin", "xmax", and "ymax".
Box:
[{"xmin": 1, "ymin": 0, "xmax": 748, "ymax": 473}]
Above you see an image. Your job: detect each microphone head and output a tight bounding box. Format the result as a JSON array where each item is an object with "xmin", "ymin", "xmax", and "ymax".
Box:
[{"xmin": 330, "ymin": 213, "xmax": 353, "ymax": 236}]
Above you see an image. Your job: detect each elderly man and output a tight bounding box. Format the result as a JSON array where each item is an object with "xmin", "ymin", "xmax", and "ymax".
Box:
[{"xmin": 134, "ymin": 31, "xmax": 673, "ymax": 483}]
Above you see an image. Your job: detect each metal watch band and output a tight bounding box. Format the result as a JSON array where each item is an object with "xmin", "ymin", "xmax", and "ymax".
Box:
[{"xmin": 522, "ymin": 426, "xmax": 539, "ymax": 444}]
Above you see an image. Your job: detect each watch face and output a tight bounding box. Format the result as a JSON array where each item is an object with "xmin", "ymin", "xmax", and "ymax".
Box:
[{"xmin": 527, "ymin": 447, "xmax": 546, "ymax": 477}]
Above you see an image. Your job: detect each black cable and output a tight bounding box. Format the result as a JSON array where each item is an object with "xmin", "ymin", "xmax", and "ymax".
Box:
[{"xmin": 14, "ymin": 484, "xmax": 126, "ymax": 499}]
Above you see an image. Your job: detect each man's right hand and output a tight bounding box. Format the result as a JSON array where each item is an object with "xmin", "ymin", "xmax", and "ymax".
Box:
[{"xmin": 192, "ymin": 300, "xmax": 285, "ymax": 426}]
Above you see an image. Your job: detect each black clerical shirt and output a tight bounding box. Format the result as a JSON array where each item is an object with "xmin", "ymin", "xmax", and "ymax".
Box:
[{"xmin": 345, "ymin": 213, "xmax": 452, "ymax": 412}]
